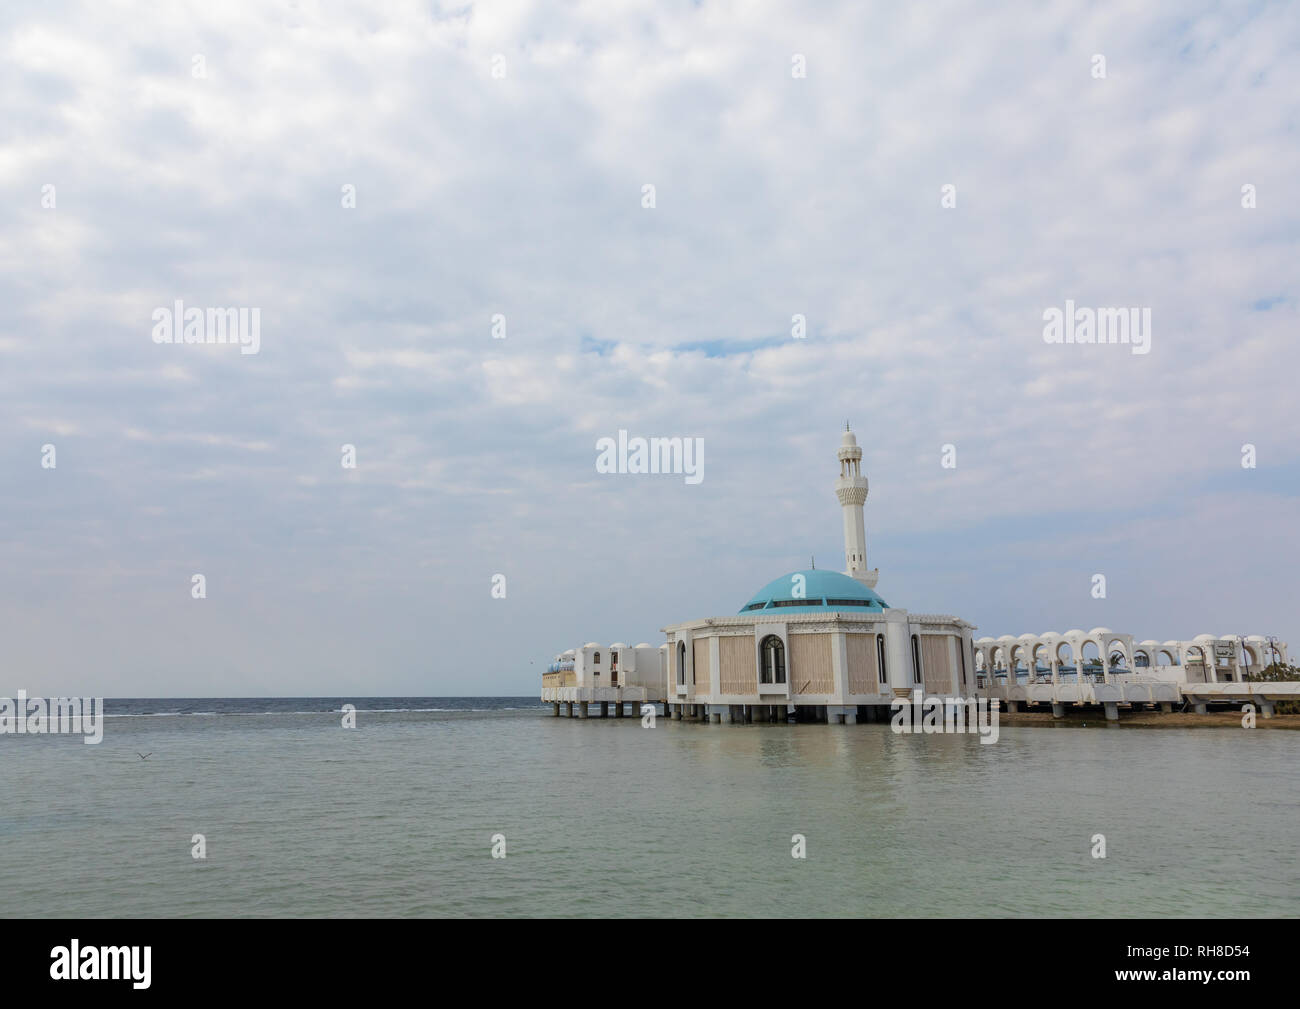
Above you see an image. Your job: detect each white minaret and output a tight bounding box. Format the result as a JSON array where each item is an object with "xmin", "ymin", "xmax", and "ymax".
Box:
[{"xmin": 835, "ymin": 425, "xmax": 878, "ymax": 588}]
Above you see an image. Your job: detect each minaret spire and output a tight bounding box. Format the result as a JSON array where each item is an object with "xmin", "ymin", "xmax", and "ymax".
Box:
[{"xmin": 834, "ymin": 427, "xmax": 878, "ymax": 588}]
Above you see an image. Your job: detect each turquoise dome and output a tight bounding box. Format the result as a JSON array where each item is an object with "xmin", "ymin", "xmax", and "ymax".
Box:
[{"xmin": 739, "ymin": 570, "xmax": 889, "ymax": 614}]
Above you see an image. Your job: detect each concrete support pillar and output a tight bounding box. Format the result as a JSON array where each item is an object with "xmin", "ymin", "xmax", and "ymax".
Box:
[
  {"xmin": 579, "ymin": 701, "xmax": 589, "ymax": 719},
  {"xmin": 599, "ymin": 701, "xmax": 608, "ymax": 718},
  {"xmin": 844, "ymin": 707, "xmax": 859, "ymax": 725},
  {"xmin": 743, "ymin": 705, "xmax": 753, "ymax": 724},
  {"xmin": 614, "ymin": 701, "xmax": 624, "ymax": 718},
  {"xmin": 1006, "ymin": 700, "xmax": 1019, "ymax": 713},
  {"xmin": 552, "ymin": 703, "xmax": 560, "ymax": 717},
  {"xmin": 1259, "ymin": 700, "xmax": 1275, "ymax": 719},
  {"xmin": 711, "ymin": 708, "xmax": 722, "ymax": 724},
  {"xmin": 672, "ymin": 704, "xmax": 682, "ymax": 720},
  {"xmin": 566, "ymin": 702, "xmax": 574, "ymax": 717},
  {"xmin": 1193, "ymin": 702, "xmax": 1207, "ymax": 714},
  {"xmin": 1051, "ymin": 703, "xmax": 1065, "ymax": 719},
  {"xmin": 1159, "ymin": 702, "xmax": 1172, "ymax": 713},
  {"xmin": 1103, "ymin": 701, "xmax": 1119, "ymax": 722}
]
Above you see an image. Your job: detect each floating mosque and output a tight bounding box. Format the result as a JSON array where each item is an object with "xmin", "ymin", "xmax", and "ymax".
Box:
[{"xmin": 541, "ymin": 428, "xmax": 1293, "ymax": 723}]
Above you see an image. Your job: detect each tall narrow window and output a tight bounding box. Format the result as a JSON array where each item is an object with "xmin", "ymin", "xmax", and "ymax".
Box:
[
  {"xmin": 877, "ymin": 634, "xmax": 887, "ymax": 684},
  {"xmin": 911, "ymin": 634, "xmax": 922, "ymax": 684},
  {"xmin": 759, "ymin": 635, "xmax": 786, "ymax": 685},
  {"xmin": 593, "ymin": 651, "xmax": 600, "ymax": 665},
  {"xmin": 959, "ymin": 641, "xmax": 967, "ymax": 688},
  {"xmin": 676, "ymin": 642, "xmax": 686, "ymax": 685}
]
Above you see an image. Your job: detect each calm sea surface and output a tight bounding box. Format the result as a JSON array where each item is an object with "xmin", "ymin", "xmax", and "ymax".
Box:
[{"xmin": 1, "ymin": 698, "xmax": 1296, "ymax": 918}]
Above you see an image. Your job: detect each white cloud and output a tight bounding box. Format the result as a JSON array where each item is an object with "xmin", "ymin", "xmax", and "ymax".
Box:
[{"xmin": 0, "ymin": 0, "xmax": 1296, "ymax": 694}]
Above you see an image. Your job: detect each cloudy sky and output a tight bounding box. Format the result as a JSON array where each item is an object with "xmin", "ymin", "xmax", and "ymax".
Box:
[{"xmin": 2, "ymin": 1, "xmax": 1297, "ymax": 697}]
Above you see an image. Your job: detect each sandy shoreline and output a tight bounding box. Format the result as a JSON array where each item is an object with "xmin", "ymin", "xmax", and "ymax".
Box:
[{"xmin": 996, "ymin": 709, "xmax": 1300, "ymax": 729}]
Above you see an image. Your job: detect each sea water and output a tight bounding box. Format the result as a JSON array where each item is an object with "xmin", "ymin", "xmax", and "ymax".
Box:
[{"xmin": 0, "ymin": 698, "xmax": 1295, "ymax": 918}]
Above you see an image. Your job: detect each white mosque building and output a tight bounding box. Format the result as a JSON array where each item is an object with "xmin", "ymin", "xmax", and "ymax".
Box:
[{"xmin": 541, "ymin": 428, "xmax": 1292, "ymax": 722}]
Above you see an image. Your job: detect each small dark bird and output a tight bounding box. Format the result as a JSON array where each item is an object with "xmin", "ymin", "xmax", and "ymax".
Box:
[{"xmin": 137, "ymin": 753, "xmax": 152, "ymax": 760}]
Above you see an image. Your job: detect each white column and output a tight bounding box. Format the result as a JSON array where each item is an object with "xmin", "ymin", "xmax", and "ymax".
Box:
[
  {"xmin": 884, "ymin": 615, "xmax": 911, "ymax": 694},
  {"xmin": 831, "ymin": 631, "xmax": 849, "ymax": 701}
]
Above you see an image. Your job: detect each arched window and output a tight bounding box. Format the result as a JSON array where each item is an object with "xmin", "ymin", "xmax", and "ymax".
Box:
[
  {"xmin": 676, "ymin": 641, "xmax": 686, "ymax": 685},
  {"xmin": 911, "ymin": 634, "xmax": 922, "ymax": 684},
  {"xmin": 876, "ymin": 634, "xmax": 887, "ymax": 684},
  {"xmin": 593, "ymin": 651, "xmax": 601, "ymax": 665},
  {"xmin": 760, "ymin": 635, "xmax": 786, "ymax": 685}
]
